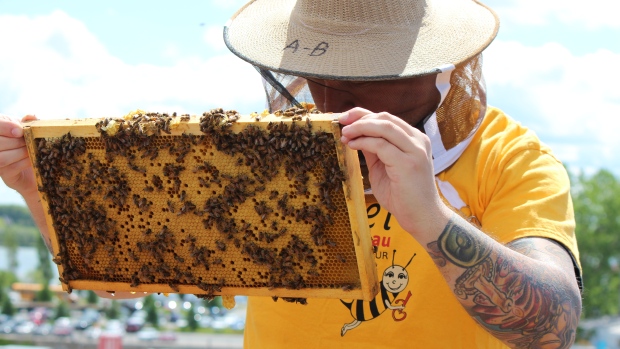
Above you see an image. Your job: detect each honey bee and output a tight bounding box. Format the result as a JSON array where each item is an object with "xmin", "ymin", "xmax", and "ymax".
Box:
[
  {"xmin": 215, "ymin": 240, "xmax": 226, "ymax": 251},
  {"xmin": 166, "ymin": 282, "xmax": 179, "ymax": 292},
  {"xmin": 167, "ymin": 200, "xmax": 176, "ymax": 213},
  {"xmin": 173, "ymin": 178, "xmax": 182, "ymax": 193},
  {"xmin": 130, "ymin": 275, "xmax": 141, "ymax": 287},
  {"xmin": 198, "ymin": 177, "xmax": 210, "ymax": 188},
  {"xmin": 307, "ymin": 269, "xmax": 320, "ymax": 277},
  {"xmin": 282, "ymin": 297, "xmax": 307, "ymax": 305},
  {"xmin": 341, "ymin": 284, "xmax": 354, "ymax": 292},
  {"xmin": 128, "ymin": 250, "xmax": 139, "ymax": 262},
  {"xmin": 52, "ymin": 255, "xmax": 62, "ymax": 265},
  {"xmin": 152, "ymin": 175, "xmax": 164, "ymax": 190},
  {"xmin": 254, "ymin": 201, "xmax": 273, "ymax": 220}
]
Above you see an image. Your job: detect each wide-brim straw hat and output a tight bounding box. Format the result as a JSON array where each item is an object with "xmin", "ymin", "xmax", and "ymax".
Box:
[{"xmin": 224, "ymin": 0, "xmax": 499, "ymax": 80}]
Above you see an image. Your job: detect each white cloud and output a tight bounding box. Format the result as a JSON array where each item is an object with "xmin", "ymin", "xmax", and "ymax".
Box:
[
  {"xmin": 0, "ymin": 11, "xmax": 265, "ymax": 120},
  {"xmin": 484, "ymin": 39, "xmax": 620, "ymax": 172},
  {"xmin": 484, "ymin": 0, "xmax": 620, "ymax": 29}
]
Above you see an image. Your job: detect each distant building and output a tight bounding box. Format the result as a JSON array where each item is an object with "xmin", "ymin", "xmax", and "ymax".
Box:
[{"xmin": 10, "ymin": 282, "xmax": 71, "ymax": 303}]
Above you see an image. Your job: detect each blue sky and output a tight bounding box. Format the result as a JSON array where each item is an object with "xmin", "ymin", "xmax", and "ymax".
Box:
[{"xmin": 1, "ymin": 0, "xmax": 619, "ymax": 205}]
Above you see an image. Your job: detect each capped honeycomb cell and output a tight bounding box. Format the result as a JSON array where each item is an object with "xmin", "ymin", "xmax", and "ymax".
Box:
[{"xmin": 23, "ymin": 108, "xmax": 378, "ymax": 302}]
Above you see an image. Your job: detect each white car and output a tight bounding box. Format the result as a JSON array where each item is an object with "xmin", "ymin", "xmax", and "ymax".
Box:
[
  {"xmin": 137, "ymin": 327, "xmax": 159, "ymax": 341},
  {"xmin": 14, "ymin": 321, "xmax": 37, "ymax": 334},
  {"xmin": 85, "ymin": 326, "xmax": 102, "ymax": 339},
  {"xmin": 104, "ymin": 319, "xmax": 125, "ymax": 335}
]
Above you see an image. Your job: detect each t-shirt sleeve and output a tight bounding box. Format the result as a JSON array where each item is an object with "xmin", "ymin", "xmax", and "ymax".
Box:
[{"xmin": 480, "ymin": 147, "xmax": 579, "ymax": 262}]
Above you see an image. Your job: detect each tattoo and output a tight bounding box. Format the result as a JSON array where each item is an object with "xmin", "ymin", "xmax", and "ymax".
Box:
[
  {"xmin": 428, "ymin": 215, "xmax": 580, "ymax": 349},
  {"xmin": 437, "ymin": 218, "xmax": 492, "ymax": 268},
  {"xmin": 426, "ymin": 241, "xmax": 446, "ymax": 267},
  {"xmin": 509, "ymin": 238, "xmax": 570, "ymax": 264}
]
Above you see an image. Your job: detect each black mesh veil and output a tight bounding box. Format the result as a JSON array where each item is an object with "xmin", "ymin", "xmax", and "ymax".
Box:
[
  {"xmin": 255, "ymin": 67, "xmax": 313, "ymax": 112},
  {"xmin": 253, "ymin": 55, "xmax": 488, "ymax": 163}
]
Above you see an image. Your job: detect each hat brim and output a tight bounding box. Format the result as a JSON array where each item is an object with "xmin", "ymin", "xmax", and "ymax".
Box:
[{"xmin": 224, "ymin": 0, "xmax": 499, "ymax": 80}]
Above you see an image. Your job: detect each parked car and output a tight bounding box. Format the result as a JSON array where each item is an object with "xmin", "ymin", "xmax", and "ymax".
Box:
[
  {"xmin": 52, "ymin": 317, "xmax": 74, "ymax": 337},
  {"xmin": 125, "ymin": 316, "xmax": 145, "ymax": 333},
  {"xmin": 29, "ymin": 307, "xmax": 49, "ymax": 326},
  {"xmin": 137, "ymin": 327, "xmax": 159, "ymax": 341},
  {"xmin": 159, "ymin": 331, "xmax": 177, "ymax": 342},
  {"xmin": 2, "ymin": 319, "xmax": 23, "ymax": 334},
  {"xmin": 33, "ymin": 323, "xmax": 53, "ymax": 336},
  {"xmin": 210, "ymin": 312, "xmax": 245, "ymax": 331},
  {"xmin": 75, "ymin": 308, "xmax": 100, "ymax": 330},
  {"xmin": 104, "ymin": 319, "xmax": 125, "ymax": 335},
  {"xmin": 14, "ymin": 320, "xmax": 37, "ymax": 334},
  {"xmin": 84, "ymin": 325, "xmax": 102, "ymax": 340}
]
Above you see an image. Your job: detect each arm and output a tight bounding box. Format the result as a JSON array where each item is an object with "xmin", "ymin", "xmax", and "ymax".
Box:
[
  {"xmin": 0, "ymin": 114, "xmax": 53, "ymax": 250},
  {"xmin": 340, "ymin": 108, "xmax": 581, "ymax": 348},
  {"xmin": 427, "ymin": 216, "xmax": 581, "ymax": 348}
]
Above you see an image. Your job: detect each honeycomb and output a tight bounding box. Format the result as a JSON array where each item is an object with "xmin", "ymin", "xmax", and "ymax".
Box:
[{"xmin": 23, "ymin": 108, "xmax": 378, "ymax": 302}]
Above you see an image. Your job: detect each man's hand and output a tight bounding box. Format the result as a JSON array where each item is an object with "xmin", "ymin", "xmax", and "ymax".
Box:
[{"xmin": 339, "ymin": 107, "xmax": 451, "ymax": 243}]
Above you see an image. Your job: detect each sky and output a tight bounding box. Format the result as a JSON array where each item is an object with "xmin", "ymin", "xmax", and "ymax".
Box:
[{"xmin": 0, "ymin": 0, "xmax": 619, "ymax": 206}]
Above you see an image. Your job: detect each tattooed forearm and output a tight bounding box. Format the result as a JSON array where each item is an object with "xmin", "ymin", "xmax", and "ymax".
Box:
[
  {"xmin": 427, "ymin": 214, "xmax": 581, "ymax": 349},
  {"xmin": 436, "ymin": 218, "xmax": 492, "ymax": 268}
]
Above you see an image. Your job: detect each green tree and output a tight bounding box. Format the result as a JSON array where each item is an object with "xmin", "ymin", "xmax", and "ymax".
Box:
[
  {"xmin": 86, "ymin": 290, "xmax": 99, "ymax": 305},
  {"xmin": 0, "ymin": 271, "xmax": 17, "ymax": 289},
  {"xmin": 55, "ymin": 300, "xmax": 70, "ymax": 319},
  {"xmin": 0, "ymin": 225, "xmax": 39, "ymax": 247},
  {"xmin": 0, "ymin": 205, "xmax": 36, "ymax": 227},
  {"xmin": 0, "ymin": 283, "xmax": 5, "ymax": 306},
  {"xmin": 143, "ymin": 294, "xmax": 159, "ymax": 328},
  {"xmin": 106, "ymin": 300, "xmax": 121, "ymax": 320},
  {"xmin": 572, "ymin": 169, "xmax": 620, "ymax": 318},
  {"xmin": 36, "ymin": 235, "xmax": 53, "ymax": 283},
  {"xmin": 205, "ymin": 296, "xmax": 223, "ymax": 309},
  {"xmin": 3, "ymin": 226, "xmax": 19, "ymax": 274},
  {"xmin": 33, "ymin": 234, "xmax": 54, "ymax": 301},
  {"xmin": 1, "ymin": 296, "xmax": 15, "ymax": 316},
  {"xmin": 143, "ymin": 294, "xmax": 155, "ymax": 309},
  {"xmin": 35, "ymin": 284, "xmax": 54, "ymax": 302},
  {"xmin": 185, "ymin": 305, "xmax": 198, "ymax": 331},
  {"xmin": 0, "ymin": 270, "xmax": 17, "ymax": 313}
]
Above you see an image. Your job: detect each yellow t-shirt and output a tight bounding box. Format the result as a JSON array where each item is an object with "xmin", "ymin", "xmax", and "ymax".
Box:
[{"xmin": 243, "ymin": 107, "xmax": 580, "ymax": 348}]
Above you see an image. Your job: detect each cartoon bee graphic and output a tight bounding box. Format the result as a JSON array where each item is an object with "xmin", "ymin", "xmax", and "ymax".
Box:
[{"xmin": 340, "ymin": 250, "xmax": 415, "ymax": 336}]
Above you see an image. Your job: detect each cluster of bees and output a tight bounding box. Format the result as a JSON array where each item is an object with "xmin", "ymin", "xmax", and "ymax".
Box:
[{"xmin": 35, "ymin": 108, "xmax": 359, "ymax": 304}]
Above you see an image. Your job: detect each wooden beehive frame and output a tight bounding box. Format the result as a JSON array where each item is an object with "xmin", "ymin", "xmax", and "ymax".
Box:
[{"xmin": 23, "ymin": 110, "xmax": 378, "ymax": 302}]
